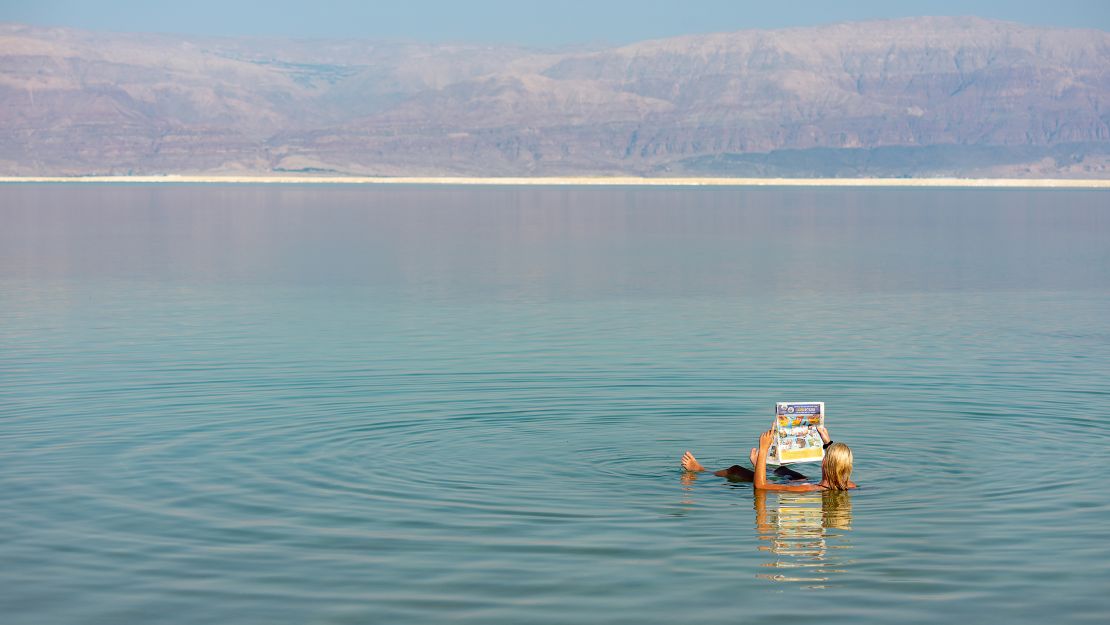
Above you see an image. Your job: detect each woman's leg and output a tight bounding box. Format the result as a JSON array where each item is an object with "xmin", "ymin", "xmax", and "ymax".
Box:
[{"xmin": 683, "ymin": 450, "xmax": 806, "ymax": 482}]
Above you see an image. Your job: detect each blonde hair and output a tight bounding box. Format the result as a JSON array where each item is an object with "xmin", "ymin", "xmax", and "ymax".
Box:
[{"xmin": 821, "ymin": 442, "xmax": 853, "ymax": 491}]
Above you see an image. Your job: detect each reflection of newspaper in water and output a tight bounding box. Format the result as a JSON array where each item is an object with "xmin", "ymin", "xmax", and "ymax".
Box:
[
  {"xmin": 754, "ymin": 490, "xmax": 854, "ymax": 587},
  {"xmin": 767, "ymin": 401, "xmax": 825, "ymax": 465}
]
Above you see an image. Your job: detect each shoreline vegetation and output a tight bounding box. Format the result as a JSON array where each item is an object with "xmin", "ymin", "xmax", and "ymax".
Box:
[{"xmin": 0, "ymin": 176, "xmax": 1108, "ymax": 188}]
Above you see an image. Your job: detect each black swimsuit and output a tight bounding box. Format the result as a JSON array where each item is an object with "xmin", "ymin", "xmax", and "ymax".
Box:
[{"xmin": 719, "ymin": 464, "xmax": 809, "ymax": 482}]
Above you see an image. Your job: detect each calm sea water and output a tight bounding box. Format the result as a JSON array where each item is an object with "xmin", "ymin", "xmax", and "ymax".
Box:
[{"xmin": 1, "ymin": 184, "xmax": 1109, "ymax": 624}]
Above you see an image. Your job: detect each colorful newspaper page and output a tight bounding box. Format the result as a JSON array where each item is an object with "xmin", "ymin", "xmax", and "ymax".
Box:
[{"xmin": 767, "ymin": 402, "xmax": 825, "ymax": 465}]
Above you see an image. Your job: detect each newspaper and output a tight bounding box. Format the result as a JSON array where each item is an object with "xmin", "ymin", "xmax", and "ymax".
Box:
[{"xmin": 767, "ymin": 402, "xmax": 825, "ymax": 465}]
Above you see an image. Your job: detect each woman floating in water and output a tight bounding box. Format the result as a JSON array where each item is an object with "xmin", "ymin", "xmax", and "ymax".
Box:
[{"xmin": 681, "ymin": 425, "xmax": 857, "ymax": 491}]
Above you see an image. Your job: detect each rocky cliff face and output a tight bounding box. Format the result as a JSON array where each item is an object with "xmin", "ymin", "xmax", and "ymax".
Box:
[{"xmin": 1, "ymin": 17, "xmax": 1107, "ymax": 177}]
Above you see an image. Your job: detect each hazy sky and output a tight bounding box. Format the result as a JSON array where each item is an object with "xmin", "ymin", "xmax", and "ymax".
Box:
[{"xmin": 1, "ymin": 0, "xmax": 1107, "ymax": 44}]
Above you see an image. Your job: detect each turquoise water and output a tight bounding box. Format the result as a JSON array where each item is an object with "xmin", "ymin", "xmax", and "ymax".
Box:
[{"xmin": 1, "ymin": 185, "xmax": 1109, "ymax": 624}]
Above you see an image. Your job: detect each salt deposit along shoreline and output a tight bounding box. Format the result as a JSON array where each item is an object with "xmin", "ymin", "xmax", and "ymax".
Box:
[{"xmin": 0, "ymin": 175, "xmax": 1108, "ymax": 188}]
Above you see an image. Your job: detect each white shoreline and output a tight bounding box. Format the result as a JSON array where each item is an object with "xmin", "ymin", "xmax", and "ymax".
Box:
[{"xmin": 0, "ymin": 175, "xmax": 1108, "ymax": 188}]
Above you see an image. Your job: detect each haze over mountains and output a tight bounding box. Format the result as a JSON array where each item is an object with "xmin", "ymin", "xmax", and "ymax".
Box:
[{"xmin": 1, "ymin": 17, "xmax": 1107, "ymax": 178}]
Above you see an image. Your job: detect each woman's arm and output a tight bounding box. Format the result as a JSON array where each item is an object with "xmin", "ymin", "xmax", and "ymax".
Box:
[
  {"xmin": 754, "ymin": 427, "xmax": 823, "ymax": 492},
  {"xmin": 752, "ymin": 428, "xmax": 773, "ymax": 489},
  {"xmin": 817, "ymin": 425, "xmax": 832, "ymax": 446}
]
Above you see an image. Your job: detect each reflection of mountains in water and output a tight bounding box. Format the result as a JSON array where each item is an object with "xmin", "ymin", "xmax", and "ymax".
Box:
[{"xmin": 755, "ymin": 490, "xmax": 853, "ymax": 586}]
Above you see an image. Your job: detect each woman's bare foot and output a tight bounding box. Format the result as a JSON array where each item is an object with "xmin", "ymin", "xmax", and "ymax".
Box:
[
  {"xmin": 749, "ymin": 447, "xmax": 759, "ymax": 466},
  {"xmin": 681, "ymin": 451, "xmax": 705, "ymax": 472}
]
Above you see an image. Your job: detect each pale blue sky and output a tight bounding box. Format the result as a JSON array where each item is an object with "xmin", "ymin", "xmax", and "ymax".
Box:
[{"xmin": 1, "ymin": 0, "xmax": 1107, "ymax": 44}]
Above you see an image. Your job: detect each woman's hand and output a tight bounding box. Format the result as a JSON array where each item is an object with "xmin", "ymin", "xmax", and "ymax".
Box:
[
  {"xmin": 758, "ymin": 428, "xmax": 775, "ymax": 451},
  {"xmin": 816, "ymin": 425, "xmax": 831, "ymax": 444}
]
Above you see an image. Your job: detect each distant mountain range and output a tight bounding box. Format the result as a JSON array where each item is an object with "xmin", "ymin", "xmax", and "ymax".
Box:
[{"xmin": 1, "ymin": 17, "xmax": 1108, "ymax": 178}]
